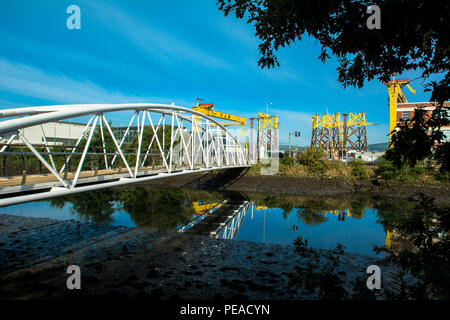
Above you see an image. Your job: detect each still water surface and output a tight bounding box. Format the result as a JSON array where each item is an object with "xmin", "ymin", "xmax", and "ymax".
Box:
[{"xmin": 0, "ymin": 187, "xmax": 394, "ymax": 257}]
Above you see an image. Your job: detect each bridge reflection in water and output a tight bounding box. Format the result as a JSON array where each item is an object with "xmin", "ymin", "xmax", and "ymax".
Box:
[
  {"xmin": 178, "ymin": 200, "xmax": 250, "ymax": 240},
  {"xmin": 0, "ymin": 186, "xmax": 399, "ymax": 257}
]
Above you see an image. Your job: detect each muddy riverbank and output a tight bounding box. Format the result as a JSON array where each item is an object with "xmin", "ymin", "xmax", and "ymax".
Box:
[
  {"xmin": 141, "ymin": 169, "xmax": 450, "ymax": 205},
  {"xmin": 0, "ymin": 214, "xmax": 402, "ymax": 300},
  {"xmin": 1, "ymin": 170, "xmax": 443, "ymax": 300}
]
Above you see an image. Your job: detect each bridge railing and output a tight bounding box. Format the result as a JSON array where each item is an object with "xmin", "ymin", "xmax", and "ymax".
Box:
[{"xmin": 0, "ymin": 104, "xmax": 249, "ymax": 191}]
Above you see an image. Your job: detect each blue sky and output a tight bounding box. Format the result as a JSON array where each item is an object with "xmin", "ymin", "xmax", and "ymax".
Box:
[{"xmin": 0, "ymin": 0, "xmax": 441, "ymax": 145}]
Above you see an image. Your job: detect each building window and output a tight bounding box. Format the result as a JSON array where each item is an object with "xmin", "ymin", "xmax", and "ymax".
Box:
[{"xmin": 401, "ymin": 111, "xmax": 410, "ymax": 121}]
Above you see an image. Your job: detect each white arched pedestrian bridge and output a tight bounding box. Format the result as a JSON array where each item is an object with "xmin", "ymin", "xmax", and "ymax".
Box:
[{"xmin": 0, "ymin": 104, "xmax": 250, "ymax": 206}]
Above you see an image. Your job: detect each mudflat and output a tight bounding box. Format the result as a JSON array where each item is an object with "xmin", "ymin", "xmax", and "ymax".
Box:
[{"xmin": 142, "ymin": 170, "xmax": 450, "ymax": 205}]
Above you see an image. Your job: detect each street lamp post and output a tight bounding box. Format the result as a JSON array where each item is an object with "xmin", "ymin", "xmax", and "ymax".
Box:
[
  {"xmin": 288, "ymin": 132, "xmax": 293, "ymax": 157},
  {"xmin": 266, "ymin": 102, "xmax": 272, "ymax": 114},
  {"xmin": 289, "ymin": 131, "xmax": 301, "ymax": 157}
]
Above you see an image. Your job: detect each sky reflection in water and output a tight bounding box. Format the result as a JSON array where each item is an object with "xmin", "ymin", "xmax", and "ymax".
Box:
[{"xmin": 0, "ymin": 188, "xmax": 390, "ymax": 257}]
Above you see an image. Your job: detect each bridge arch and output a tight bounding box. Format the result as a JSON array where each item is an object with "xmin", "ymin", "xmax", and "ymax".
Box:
[{"xmin": 0, "ymin": 104, "xmax": 249, "ymax": 206}]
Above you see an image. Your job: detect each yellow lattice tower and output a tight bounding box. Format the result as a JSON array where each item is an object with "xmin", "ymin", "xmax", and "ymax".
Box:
[
  {"xmin": 321, "ymin": 209, "xmax": 353, "ymax": 220},
  {"xmin": 346, "ymin": 112, "xmax": 368, "ymax": 152},
  {"xmin": 192, "ymin": 201, "xmax": 220, "ymax": 215},
  {"xmin": 311, "ymin": 111, "xmax": 368, "ymax": 157},
  {"xmin": 257, "ymin": 113, "xmax": 279, "ymax": 160},
  {"xmin": 257, "ymin": 113, "xmax": 279, "ymax": 130},
  {"xmin": 311, "ymin": 114, "xmax": 321, "ymax": 147}
]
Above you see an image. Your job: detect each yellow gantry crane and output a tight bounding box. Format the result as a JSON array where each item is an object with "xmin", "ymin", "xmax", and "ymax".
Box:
[
  {"xmin": 385, "ymin": 74, "xmax": 416, "ymax": 146},
  {"xmin": 192, "ymin": 98, "xmax": 248, "ymax": 151}
]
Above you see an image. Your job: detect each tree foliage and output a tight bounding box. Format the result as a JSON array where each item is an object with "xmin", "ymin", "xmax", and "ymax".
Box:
[
  {"xmin": 435, "ymin": 141, "xmax": 450, "ymax": 174},
  {"xmin": 385, "ymin": 106, "xmax": 449, "ymax": 169},
  {"xmin": 375, "ymin": 193, "xmax": 450, "ymax": 299},
  {"xmin": 297, "ymin": 146, "xmax": 328, "ymax": 174},
  {"xmin": 49, "ymin": 187, "xmax": 196, "ymax": 229},
  {"xmin": 289, "ymin": 236, "xmax": 349, "ymax": 299},
  {"xmin": 217, "ymin": 0, "xmax": 449, "ymax": 104}
]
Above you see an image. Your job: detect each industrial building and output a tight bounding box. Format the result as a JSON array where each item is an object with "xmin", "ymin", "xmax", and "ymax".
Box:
[
  {"xmin": 347, "ymin": 150, "xmax": 384, "ymax": 163},
  {"xmin": 0, "ymin": 121, "xmax": 144, "ymax": 147},
  {"xmin": 396, "ymin": 101, "xmax": 450, "ymax": 141},
  {"xmin": 0, "ymin": 121, "xmax": 86, "ymax": 146}
]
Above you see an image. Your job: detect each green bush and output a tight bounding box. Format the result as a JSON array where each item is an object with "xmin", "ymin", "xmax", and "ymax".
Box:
[
  {"xmin": 411, "ymin": 164, "xmax": 426, "ymax": 176},
  {"xmin": 376, "ymin": 157, "xmax": 432, "ymax": 183},
  {"xmin": 328, "ymin": 160, "xmax": 347, "ymax": 174},
  {"xmin": 434, "ymin": 141, "xmax": 450, "ymax": 174},
  {"xmin": 298, "ymin": 147, "xmax": 328, "ymax": 174},
  {"xmin": 396, "ymin": 168, "xmax": 421, "ymax": 183},
  {"xmin": 280, "ymin": 156, "xmax": 295, "ymax": 166},
  {"xmin": 376, "ymin": 158, "xmax": 397, "ymax": 180},
  {"xmin": 437, "ymin": 171, "xmax": 450, "ymax": 183},
  {"xmin": 351, "ymin": 159, "xmax": 368, "ymax": 179},
  {"xmin": 289, "ymin": 237, "xmax": 348, "ymax": 299}
]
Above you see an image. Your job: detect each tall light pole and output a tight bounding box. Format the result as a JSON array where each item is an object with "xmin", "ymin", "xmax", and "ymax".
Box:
[
  {"xmin": 266, "ymin": 102, "xmax": 272, "ymax": 114},
  {"xmin": 288, "ymin": 132, "xmax": 293, "ymax": 157},
  {"xmin": 288, "ymin": 131, "xmax": 301, "ymax": 157}
]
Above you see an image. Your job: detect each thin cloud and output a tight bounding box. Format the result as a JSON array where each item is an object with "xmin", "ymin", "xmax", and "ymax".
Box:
[
  {"xmin": 261, "ymin": 68, "xmax": 319, "ymax": 89},
  {"xmin": 0, "ymin": 59, "xmax": 192, "ymax": 107},
  {"xmin": 86, "ymin": 2, "xmax": 232, "ymax": 70}
]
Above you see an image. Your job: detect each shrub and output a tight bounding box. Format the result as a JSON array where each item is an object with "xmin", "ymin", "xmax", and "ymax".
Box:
[
  {"xmin": 386, "ymin": 107, "xmax": 449, "ymax": 169},
  {"xmin": 434, "ymin": 141, "xmax": 450, "ymax": 174},
  {"xmin": 351, "ymin": 159, "xmax": 368, "ymax": 179},
  {"xmin": 289, "ymin": 236, "xmax": 348, "ymax": 299},
  {"xmin": 437, "ymin": 171, "xmax": 450, "ymax": 183},
  {"xmin": 298, "ymin": 147, "xmax": 328, "ymax": 174},
  {"xmin": 376, "ymin": 158, "xmax": 397, "ymax": 180},
  {"xmin": 411, "ymin": 164, "xmax": 426, "ymax": 176},
  {"xmin": 280, "ymin": 156, "xmax": 295, "ymax": 166},
  {"xmin": 395, "ymin": 168, "xmax": 421, "ymax": 183},
  {"xmin": 376, "ymin": 158, "xmax": 431, "ymax": 183}
]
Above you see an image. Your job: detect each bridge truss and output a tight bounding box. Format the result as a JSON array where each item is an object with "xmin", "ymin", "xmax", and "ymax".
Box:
[{"xmin": 0, "ymin": 104, "xmax": 249, "ymax": 206}]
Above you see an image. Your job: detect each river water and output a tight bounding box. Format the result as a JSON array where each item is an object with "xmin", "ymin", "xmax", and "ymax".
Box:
[{"xmin": 0, "ymin": 186, "xmax": 399, "ymax": 257}]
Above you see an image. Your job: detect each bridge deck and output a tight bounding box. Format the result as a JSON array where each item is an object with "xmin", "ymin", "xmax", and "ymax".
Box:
[
  {"xmin": 0, "ymin": 164, "xmax": 249, "ymax": 207},
  {"xmin": 0, "ymin": 165, "xmax": 166, "ymax": 189},
  {"xmin": 0, "ymin": 164, "xmax": 207, "ymax": 195}
]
